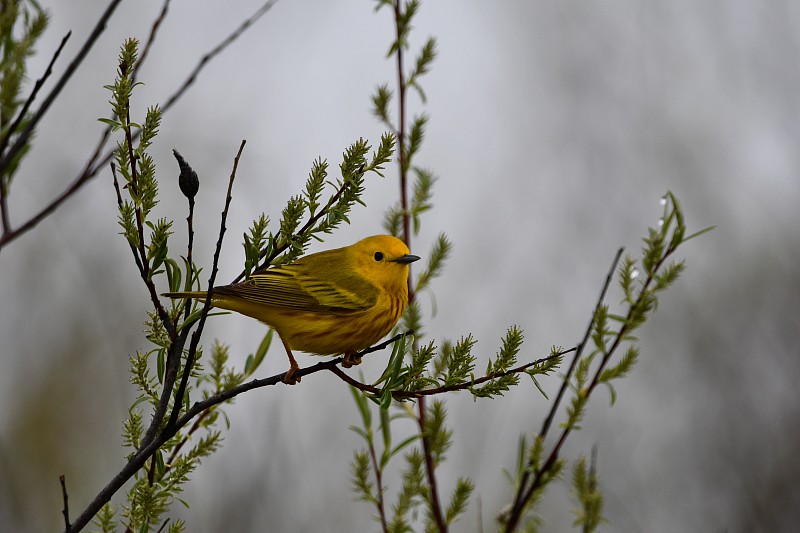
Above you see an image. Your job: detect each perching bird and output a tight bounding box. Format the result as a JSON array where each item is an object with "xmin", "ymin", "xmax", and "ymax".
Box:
[{"xmin": 164, "ymin": 235, "xmax": 419, "ymax": 383}]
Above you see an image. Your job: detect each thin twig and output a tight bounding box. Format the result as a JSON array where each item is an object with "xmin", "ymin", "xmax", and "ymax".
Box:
[
  {"xmin": 0, "ymin": 31, "xmax": 71, "ymax": 159},
  {"xmin": 504, "ymin": 248, "xmax": 623, "ymax": 531},
  {"xmin": 60, "ymin": 474, "xmax": 71, "ymax": 530},
  {"xmin": 123, "ymin": 106, "xmax": 149, "ymax": 281},
  {"xmin": 111, "ymin": 164, "xmax": 144, "ymax": 274},
  {"xmin": 0, "ymin": 0, "xmax": 279, "ymax": 251},
  {"xmin": 168, "ymin": 140, "xmax": 246, "ymax": 429},
  {"xmin": 393, "ymin": 0, "xmax": 410, "ymax": 260},
  {"xmin": 155, "ymin": 518, "xmax": 170, "ymax": 533},
  {"xmin": 184, "ymin": 197, "xmax": 195, "ymax": 320},
  {"xmin": 0, "ymin": 31, "xmax": 72, "ymax": 233},
  {"xmin": 329, "ymin": 349, "xmax": 570, "ymax": 399},
  {"xmin": 165, "ymin": 410, "xmax": 210, "ymax": 467},
  {"xmin": 541, "ymin": 248, "xmax": 624, "ymax": 438},
  {"xmin": 161, "ymin": 0, "xmax": 280, "ymax": 114},
  {"xmin": 0, "ymin": 0, "xmax": 123, "ymax": 176},
  {"xmin": 418, "ymin": 396, "xmax": 448, "ymax": 532},
  {"xmin": 133, "ymin": 0, "xmax": 172, "ymax": 80},
  {"xmin": 367, "ymin": 430, "xmax": 389, "ymax": 532},
  {"xmin": 232, "ymin": 164, "xmax": 364, "ymax": 283}
]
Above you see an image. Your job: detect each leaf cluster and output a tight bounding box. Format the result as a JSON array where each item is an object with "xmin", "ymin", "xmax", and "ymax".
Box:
[
  {"xmin": 571, "ymin": 454, "xmax": 606, "ymax": 532},
  {"xmin": 350, "ymin": 393, "xmax": 473, "ymax": 533},
  {"xmin": 241, "ymin": 133, "xmax": 395, "ymax": 273}
]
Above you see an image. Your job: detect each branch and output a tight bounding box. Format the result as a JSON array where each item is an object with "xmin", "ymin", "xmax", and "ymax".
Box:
[
  {"xmin": 0, "ymin": 0, "xmax": 122, "ymax": 177},
  {"xmin": 0, "ymin": 0, "xmax": 279, "ymax": 251},
  {"xmin": 133, "ymin": 0, "xmax": 172, "ymax": 81},
  {"xmin": 0, "ymin": 31, "xmax": 72, "ymax": 233},
  {"xmin": 159, "ymin": 0, "xmax": 280, "ymax": 115},
  {"xmin": 231, "ymin": 163, "xmax": 362, "ymax": 283},
  {"xmin": 504, "ymin": 248, "xmax": 623, "ymax": 531},
  {"xmin": 329, "ymin": 349, "xmax": 571, "ymax": 399},
  {"xmin": 393, "ymin": 0, "xmax": 410, "ymax": 256},
  {"xmin": 367, "ymin": 429, "xmax": 389, "ymax": 532},
  {"xmin": 60, "ymin": 474, "xmax": 71, "ymax": 531},
  {"xmin": 66, "ymin": 331, "xmax": 408, "ymax": 533},
  {"xmin": 419, "ymin": 397, "xmax": 447, "ymax": 532},
  {"xmin": 168, "ymin": 140, "xmax": 246, "ymax": 429}
]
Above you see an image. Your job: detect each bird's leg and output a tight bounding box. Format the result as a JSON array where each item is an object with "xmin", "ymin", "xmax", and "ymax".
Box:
[
  {"xmin": 342, "ymin": 352, "xmax": 362, "ymax": 368},
  {"xmin": 281, "ymin": 338, "xmax": 300, "ymax": 384}
]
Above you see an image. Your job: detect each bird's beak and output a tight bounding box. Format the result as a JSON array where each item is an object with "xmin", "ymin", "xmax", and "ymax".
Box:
[{"xmin": 391, "ymin": 254, "xmax": 420, "ymax": 264}]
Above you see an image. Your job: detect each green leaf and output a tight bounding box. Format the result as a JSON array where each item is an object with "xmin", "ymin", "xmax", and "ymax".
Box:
[{"xmin": 244, "ymin": 329, "xmax": 273, "ymax": 377}]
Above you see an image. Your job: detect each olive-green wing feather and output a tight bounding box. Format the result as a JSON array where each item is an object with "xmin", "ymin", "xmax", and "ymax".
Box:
[{"xmin": 213, "ymin": 253, "xmax": 379, "ymax": 313}]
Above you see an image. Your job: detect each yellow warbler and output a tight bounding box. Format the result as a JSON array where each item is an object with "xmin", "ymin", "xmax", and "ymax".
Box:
[{"xmin": 164, "ymin": 235, "xmax": 419, "ymax": 383}]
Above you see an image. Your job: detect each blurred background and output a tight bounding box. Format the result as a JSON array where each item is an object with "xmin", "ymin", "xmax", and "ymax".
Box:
[{"xmin": 1, "ymin": 1, "xmax": 798, "ymax": 531}]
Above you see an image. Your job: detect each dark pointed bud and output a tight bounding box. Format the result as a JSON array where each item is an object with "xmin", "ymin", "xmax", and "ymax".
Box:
[{"xmin": 173, "ymin": 149, "xmax": 199, "ymax": 199}]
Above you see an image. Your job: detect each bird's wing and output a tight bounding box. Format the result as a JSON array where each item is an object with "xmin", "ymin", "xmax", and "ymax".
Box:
[{"xmin": 214, "ymin": 260, "xmax": 379, "ymax": 313}]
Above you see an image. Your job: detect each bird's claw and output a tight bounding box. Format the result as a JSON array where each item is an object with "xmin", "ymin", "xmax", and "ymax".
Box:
[{"xmin": 342, "ymin": 353, "xmax": 362, "ymax": 368}]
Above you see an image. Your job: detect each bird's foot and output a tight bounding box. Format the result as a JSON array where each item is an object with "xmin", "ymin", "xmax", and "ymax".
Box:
[
  {"xmin": 342, "ymin": 353, "xmax": 362, "ymax": 368},
  {"xmin": 282, "ymin": 362, "xmax": 301, "ymax": 384}
]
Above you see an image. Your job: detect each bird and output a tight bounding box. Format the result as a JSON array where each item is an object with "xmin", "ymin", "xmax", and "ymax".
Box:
[{"xmin": 163, "ymin": 235, "xmax": 419, "ymax": 384}]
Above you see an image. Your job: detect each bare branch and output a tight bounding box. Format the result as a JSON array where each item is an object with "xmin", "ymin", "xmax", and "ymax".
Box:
[
  {"xmin": 60, "ymin": 474, "xmax": 71, "ymax": 531},
  {"xmin": 168, "ymin": 140, "xmax": 246, "ymax": 429},
  {"xmin": 0, "ymin": 0, "xmax": 280, "ymax": 251},
  {"xmin": 0, "ymin": 0, "xmax": 123, "ymax": 176}
]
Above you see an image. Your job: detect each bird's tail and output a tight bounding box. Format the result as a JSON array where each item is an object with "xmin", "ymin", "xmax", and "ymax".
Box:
[{"xmin": 162, "ymin": 291, "xmax": 209, "ymax": 299}]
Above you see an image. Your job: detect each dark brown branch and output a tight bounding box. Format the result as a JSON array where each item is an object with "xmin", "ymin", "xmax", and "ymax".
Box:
[
  {"xmin": 504, "ymin": 248, "xmax": 623, "ymax": 531},
  {"xmin": 168, "ymin": 140, "xmax": 246, "ymax": 429},
  {"xmin": 367, "ymin": 427, "xmax": 390, "ymax": 532},
  {"xmin": 111, "ymin": 164, "xmax": 144, "ymax": 275},
  {"xmin": 133, "ymin": 0, "xmax": 172, "ymax": 81},
  {"xmin": 60, "ymin": 474, "xmax": 71, "ymax": 530},
  {"xmin": 0, "ymin": 0, "xmax": 278, "ymax": 252},
  {"xmin": 329, "ymin": 349, "xmax": 570, "ymax": 399},
  {"xmin": 393, "ymin": 0, "xmax": 410, "ymax": 260},
  {"xmin": 123, "ymin": 107, "xmax": 149, "ymax": 282},
  {"xmin": 0, "ymin": 31, "xmax": 71, "ymax": 160},
  {"xmin": 155, "ymin": 518, "xmax": 170, "ymax": 533},
  {"xmin": 0, "ymin": 31, "xmax": 72, "ymax": 233},
  {"xmin": 541, "ymin": 248, "xmax": 623, "ymax": 437},
  {"xmin": 0, "ymin": 0, "xmax": 122, "ymax": 177}
]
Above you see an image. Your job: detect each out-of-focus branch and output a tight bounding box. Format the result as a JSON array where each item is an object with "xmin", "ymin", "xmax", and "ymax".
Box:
[{"xmin": 0, "ymin": 0, "xmax": 280, "ymax": 252}]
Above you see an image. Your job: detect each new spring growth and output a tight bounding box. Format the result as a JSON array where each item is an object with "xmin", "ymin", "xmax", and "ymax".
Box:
[{"xmin": 173, "ymin": 149, "xmax": 199, "ymax": 200}]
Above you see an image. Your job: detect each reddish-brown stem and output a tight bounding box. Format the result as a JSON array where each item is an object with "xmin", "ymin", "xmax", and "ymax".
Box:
[
  {"xmin": 367, "ymin": 431, "xmax": 390, "ymax": 532},
  {"xmin": 393, "ymin": 0, "xmax": 411, "ymax": 273},
  {"xmin": 60, "ymin": 474, "xmax": 71, "ymax": 531},
  {"xmin": 418, "ymin": 396, "xmax": 448, "ymax": 532}
]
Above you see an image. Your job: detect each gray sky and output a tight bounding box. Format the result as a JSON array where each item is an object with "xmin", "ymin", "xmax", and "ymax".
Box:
[{"xmin": 1, "ymin": 1, "xmax": 798, "ymax": 531}]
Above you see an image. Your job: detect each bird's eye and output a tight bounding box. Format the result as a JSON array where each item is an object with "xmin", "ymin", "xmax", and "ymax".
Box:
[{"xmin": 374, "ymin": 251, "xmax": 384, "ymax": 262}]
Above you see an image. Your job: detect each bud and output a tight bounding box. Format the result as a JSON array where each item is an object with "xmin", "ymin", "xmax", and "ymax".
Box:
[{"xmin": 173, "ymin": 149, "xmax": 199, "ymax": 199}]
